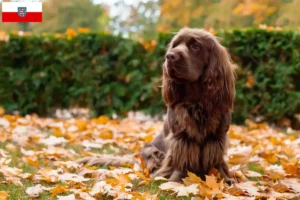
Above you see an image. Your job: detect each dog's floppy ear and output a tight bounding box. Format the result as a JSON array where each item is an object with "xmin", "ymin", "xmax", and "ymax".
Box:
[{"xmin": 202, "ymin": 36, "xmax": 235, "ymax": 112}]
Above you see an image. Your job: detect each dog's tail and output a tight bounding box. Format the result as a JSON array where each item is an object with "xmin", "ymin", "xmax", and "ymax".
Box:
[{"xmin": 77, "ymin": 154, "xmax": 136, "ymax": 167}]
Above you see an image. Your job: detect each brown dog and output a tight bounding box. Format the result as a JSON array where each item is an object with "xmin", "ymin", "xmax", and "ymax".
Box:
[
  {"xmin": 78, "ymin": 28, "xmax": 235, "ymax": 184},
  {"xmin": 141, "ymin": 28, "xmax": 235, "ymax": 184}
]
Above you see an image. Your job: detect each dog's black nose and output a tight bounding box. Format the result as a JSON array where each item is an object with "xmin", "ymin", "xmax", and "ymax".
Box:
[{"xmin": 166, "ymin": 52, "xmax": 179, "ymax": 62}]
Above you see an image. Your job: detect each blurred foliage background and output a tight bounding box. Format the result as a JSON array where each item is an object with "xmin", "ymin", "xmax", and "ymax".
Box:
[
  {"xmin": 0, "ymin": 0, "xmax": 299, "ymax": 127},
  {"xmin": 1, "ymin": 0, "xmax": 300, "ymax": 38}
]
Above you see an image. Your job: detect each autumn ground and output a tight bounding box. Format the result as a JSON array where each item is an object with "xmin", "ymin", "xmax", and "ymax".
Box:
[{"xmin": 0, "ymin": 111, "xmax": 300, "ymax": 200}]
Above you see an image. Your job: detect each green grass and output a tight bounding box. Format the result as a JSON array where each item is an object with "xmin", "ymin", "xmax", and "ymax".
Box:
[
  {"xmin": 247, "ymin": 163, "xmax": 265, "ymax": 174},
  {"xmin": 132, "ymin": 180, "xmax": 191, "ymax": 200},
  {"xmin": 0, "ymin": 181, "xmax": 53, "ymax": 200}
]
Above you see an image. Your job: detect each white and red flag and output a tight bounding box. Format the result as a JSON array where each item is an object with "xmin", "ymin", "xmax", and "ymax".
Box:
[{"xmin": 2, "ymin": 2, "xmax": 42, "ymax": 22}]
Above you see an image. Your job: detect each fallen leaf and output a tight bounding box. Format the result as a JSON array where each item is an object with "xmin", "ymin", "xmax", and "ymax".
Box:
[
  {"xmin": 59, "ymin": 173, "xmax": 89, "ymax": 183},
  {"xmin": 245, "ymin": 170, "xmax": 262, "ymax": 177},
  {"xmin": 26, "ymin": 184, "xmax": 45, "ymax": 198},
  {"xmin": 90, "ymin": 181, "xmax": 112, "ymax": 196},
  {"xmin": 273, "ymin": 183, "xmax": 294, "ymax": 193},
  {"xmin": 40, "ymin": 136, "xmax": 67, "ymax": 146},
  {"xmin": 228, "ymin": 146, "xmax": 252, "ymax": 164},
  {"xmin": 159, "ymin": 182, "xmax": 199, "ymax": 197},
  {"xmin": 182, "ymin": 171, "xmax": 202, "ymax": 185},
  {"xmin": 57, "ymin": 194, "xmax": 76, "ymax": 200},
  {"xmin": 0, "ymin": 118, "xmax": 9, "ymax": 128},
  {"xmin": 51, "ymin": 185, "xmax": 69, "ymax": 198},
  {"xmin": 0, "ymin": 191, "xmax": 8, "ymax": 200},
  {"xmin": 227, "ymin": 186, "xmax": 249, "ymax": 196}
]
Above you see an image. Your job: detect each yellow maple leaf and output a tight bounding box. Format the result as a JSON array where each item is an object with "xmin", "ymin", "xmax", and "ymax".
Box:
[
  {"xmin": 53, "ymin": 128, "xmax": 63, "ymax": 137},
  {"xmin": 270, "ymin": 137, "xmax": 282, "ymax": 145},
  {"xmin": 0, "ymin": 191, "xmax": 8, "ymax": 200},
  {"xmin": 3, "ymin": 115, "xmax": 18, "ymax": 122},
  {"xmin": 283, "ymin": 164, "xmax": 300, "ymax": 176},
  {"xmin": 106, "ymin": 174, "xmax": 130, "ymax": 187},
  {"xmin": 93, "ymin": 116, "xmax": 109, "ymax": 124},
  {"xmin": 227, "ymin": 186, "xmax": 249, "ymax": 196},
  {"xmin": 259, "ymin": 152, "xmax": 278, "ymax": 163},
  {"xmin": 182, "ymin": 171, "xmax": 202, "ymax": 186},
  {"xmin": 25, "ymin": 158, "xmax": 39, "ymax": 168},
  {"xmin": 99, "ymin": 131, "xmax": 113, "ymax": 139},
  {"xmin": 205, "ymin": 175, "xmax": 224, "ymax": 191},
  {"xmin": 200, "ymin": 175, "xmax": 224, "ymax": 199},
  {"xmin": 76, "ymin": 120, "xmax": 87, "ymax": 131},
  {"xmin": 51, "ymin": 185, "xmax": 69, "ymax": 198}
]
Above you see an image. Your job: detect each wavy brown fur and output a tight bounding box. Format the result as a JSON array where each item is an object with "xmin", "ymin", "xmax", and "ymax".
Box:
[{"xmin": 152, "ymin": 28, "xmax": 236, "ymax": 183}]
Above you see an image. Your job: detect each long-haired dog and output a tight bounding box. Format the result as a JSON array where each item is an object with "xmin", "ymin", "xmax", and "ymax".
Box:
[{"xmin": 78, "ymin": 28, "xmax": 236, "ymax": 184}]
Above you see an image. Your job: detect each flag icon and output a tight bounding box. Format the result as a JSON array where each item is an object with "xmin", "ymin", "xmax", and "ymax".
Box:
[
  {"xmin": 18, "ymin": 7, "xmax": 27, "ymax": 18},
  {"xmin": 2, "ymin": 2, "xmax": 42, "ymax": 22}
]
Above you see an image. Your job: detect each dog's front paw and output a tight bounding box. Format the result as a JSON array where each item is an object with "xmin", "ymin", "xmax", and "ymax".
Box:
[{"xmin": 141, "ymin": 145, "xmax": 166, "ymax": 174}]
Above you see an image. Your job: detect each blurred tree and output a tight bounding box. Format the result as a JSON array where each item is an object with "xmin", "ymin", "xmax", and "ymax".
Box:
[
  {"xmin": 276, "ymin": 0, "xmax": 300, "ymax": 28},
  {"xmin": 108, "ymin": 0, "xmax": 160, "ymax": 39},
  {"xmin": 157, "ymin": 0, "xmax": 240, "ymax": 31},
  {"xmin": 233, "ymin": 0, "xmax": 281, "ymax": 25},
  {"xmin": 32, "ymin": 0, "xmax": 109, "ymax": 33},
  {"xmin": 157, "ymin": 0, "xmax": 300, "ymax": 32}
]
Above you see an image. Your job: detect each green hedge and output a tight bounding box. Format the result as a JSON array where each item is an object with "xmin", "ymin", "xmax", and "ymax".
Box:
[{"xmin": 0, "ymin": 28, "xmax": 299, "ymax": 124}]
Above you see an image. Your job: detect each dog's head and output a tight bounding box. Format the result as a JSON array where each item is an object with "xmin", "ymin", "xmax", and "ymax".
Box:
[
  {"xmin": 162, "ymin": 28, "xmax": 235, "ymax": 111},
  {"xmin": 164, "ymin": 28, "xmax": 210, "ymax": 82}
]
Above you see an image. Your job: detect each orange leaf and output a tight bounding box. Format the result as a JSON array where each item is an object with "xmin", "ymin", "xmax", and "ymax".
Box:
[
  {"xmin": 53, "ymin": 128, "xmax": 63, "ymax": 137},
  {"xmin": 273, "ymin": 183, "xmax": 294, "ymax": 193},
  {"xmin": 51, "ymin": 185, "xmax": 69, "ymax": 198},
  {"xmin": 208, "ymin": 168, "xmax": 221, "ymax": 179},
  {"xmin": 182, "ymin": 171, "xmax": 202, "ymax": 186},
  {"xmin": 228, "ymin": 186, "xmax": 249, "ymax": 196},
  {"xmin": 93, "ymin": 116, "xmax": 109, "ymax": 124},
  {"xmin": 76, "ymin": 120, "xmax": 87, "ymax": 131},
  {"xmin": 99, "ymin": 131, "xmax": 113, "ymax": 139},
  {"xmin": 26, "ymin": 158, "xmax": 39, "ymax": 168},
  {"xmin": 0, "ymin": 191, "xmax": 8, "ymax": 200}
]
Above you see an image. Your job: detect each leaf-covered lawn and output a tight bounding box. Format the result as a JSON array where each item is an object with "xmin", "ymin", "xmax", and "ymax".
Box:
[{"xmin": 0, "ymin": 112, "xmax": 300, "ymax": 200}]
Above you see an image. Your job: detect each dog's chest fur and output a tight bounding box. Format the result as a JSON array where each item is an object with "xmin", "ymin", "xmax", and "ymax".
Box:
[{"xmin": 166, "ymin": 103, "xmax": 221, "ymax": 171}]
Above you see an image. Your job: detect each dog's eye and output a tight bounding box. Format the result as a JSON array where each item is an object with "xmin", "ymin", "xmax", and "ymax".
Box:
[{"xmin": 190, "ymin": 43, "xmax": 200, "ymax": 50}]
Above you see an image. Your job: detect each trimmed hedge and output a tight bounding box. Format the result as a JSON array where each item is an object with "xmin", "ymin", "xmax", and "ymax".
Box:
[
  {"xmin": 0, "ymin": 28, "xmax": 299, "ymax": 123},
  {"xmin": 221, "ymin": 29, "xmax": 300, "ymax": 123}
]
